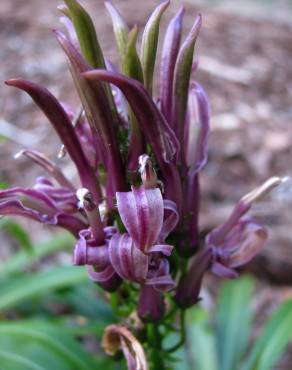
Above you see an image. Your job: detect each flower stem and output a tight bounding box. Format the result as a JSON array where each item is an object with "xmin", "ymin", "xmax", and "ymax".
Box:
[
  {"xmin": 147, "ymin": 323, "xmax": 165, "ymax": 370},
  {"xmin": 165, "ymin": 309, "xmax": 186, "ymax": 353}
]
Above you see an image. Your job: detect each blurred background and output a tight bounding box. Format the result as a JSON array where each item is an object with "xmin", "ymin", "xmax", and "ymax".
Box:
[{"xmin": 0, "ymin": 0, "xmax": 292, "ymax": 369}]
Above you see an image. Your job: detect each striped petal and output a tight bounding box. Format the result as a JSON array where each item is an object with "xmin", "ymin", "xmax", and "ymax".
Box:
[
  {"xmin": 108, "ymin": 233, "xmax": 148, "ymax": 283},
  {"xmin": 116, "ymin": 186, "xmax": 164, "ymax": 252}
]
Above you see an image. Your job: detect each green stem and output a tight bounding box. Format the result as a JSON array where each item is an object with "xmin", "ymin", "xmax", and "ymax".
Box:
[
  {"xmin": 165, "ymin": 309, "xmax": 186, "ymax": 353},
  {"xmin": 147, "ymin": 323, "xmax": 165, "ymax": 370}
]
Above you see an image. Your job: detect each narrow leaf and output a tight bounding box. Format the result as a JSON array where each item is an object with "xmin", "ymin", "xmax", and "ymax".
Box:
[
  {"xmin": 0, "ymin": 321, "xmax": 97, "ymax": 370},
  {"xmin": 105, "ymin": 1, "xmax": 129, "ymax": 59},
  {"xmin": 64, "ymin": 0, "xmax": 105, "ymax": 68},
  {"xmin": 123, "ymin": 26, "xmax": 144, "ymax": 83},
  {"xmin": 0, "ymin": 266, "xmax": 87, "ymax": 311},
  {"xmin": 0, "ymin": 350, "xmax": 44, "ymax": 370},
  {"xmin": 216, "ymin": 276, "xmax": 254, "ymax": 370},
  {"xmin": 122, "ymin": 25, "xmax": 145, "ymax": 170},
  {"xmin": 187, "ymin": 307, "xmax": 218, "ymax": 370},
  {"xmin": 242, "ymin": 300, "xmax": 292, "ymax": 370},
  {"xmin": 172, "ymin": 14, "xmax": 201, "ymax": 148},
  {"xmin": 0, "ymin": 218, "xmax": 33, "ymax": 253},
  {"xmin": 141, "ymin": 0, "xmax": 170, "ymax": 94},
  {"xmin": 0, "ymin": 233, "xmax": 74, "ymax": 277}
]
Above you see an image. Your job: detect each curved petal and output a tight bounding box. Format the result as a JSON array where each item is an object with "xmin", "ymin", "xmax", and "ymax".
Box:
[
  {"xmin": 148, "ymin": 244, "xmax": 173, "ymax": 256},
  {"xmin": 0, "ymin": 187, "xmax": 58, "ymax": 214},
  {"xmin": 159, "ymin": 199, "xmax": 179, "ymax": 241},
  {"xmin": 74, "ymin": 229, "xmax": 109, "ymax": 267},
  {"xmin": 229, "ymin": 220, "xmax": 268, "ymax": 268},
  {"xmin": 145, "ymin": 275, "xmax": 174, "ymax": 291},
  {"xmin": 184, "ymin": 82, "xmax": 210, "ymax": 175},
  {"xmin": 116, "ymin": 187, "xmax": 164, "ymax": 252},
  {"xmin": 109, "ymin": 233, "xmax": 148, "ymax": 283},
  {"xmin": 211, "ymin": 261, "xmax": 238, "ymax": 279},
  {"xmin": 87, "ymin": 264, "xmax": 115, "ymax": 282},
  {"xmin": 146, "ymin": 258, "xmax": 174, "ymax": 291}
]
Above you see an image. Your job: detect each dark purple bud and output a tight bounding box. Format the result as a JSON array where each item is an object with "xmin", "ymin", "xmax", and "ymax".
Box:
[
  {"xmin": 174, "ymin": 247, "xmax": 212, "ymax": 308},
  {"xmin": 138, "ymin": 285, "xmax": 165, "ymax": 322},
  {"xmin": 160, "ymin": 6, "xmax": 184, "ymax": 123},
  {"xmin": 82, "ymin": 69, "xmax": 180, "ymax": 165},
  {"xmin": 55, "ymin": 30, "xmax": 127, "ymax": 201},
  {"xmin": 5, "ymin": 79, "xmax": 101, "ymax": 202}
]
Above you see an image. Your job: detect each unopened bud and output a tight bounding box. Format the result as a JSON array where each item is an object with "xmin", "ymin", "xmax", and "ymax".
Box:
[
  {"xmin": 138, "ymin": 154, "xmax": 157, "ymax": 189},
  {"xmin": 76, "ymin": 188, "xmax": 104, "ymax": 244}
]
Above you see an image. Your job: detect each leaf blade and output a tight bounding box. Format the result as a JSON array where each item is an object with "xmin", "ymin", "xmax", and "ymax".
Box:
[
  {"xmin": 0, "ymin": 266, "xmax": 87, "ymax": 311},
  {"xmin": 242, "ymin": 299, "xmax": 292, "ymax": 370},
  {"xmin": 216, "ymin": 276, "xmax": 254, "ymax": 370}
]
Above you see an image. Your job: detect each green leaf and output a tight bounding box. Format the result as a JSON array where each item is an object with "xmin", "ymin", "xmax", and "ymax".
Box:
[
  {"xmin": 64, "ymin": 0, "xmax": 105, "ymax": 68},
  {"xmin": 186, "ymin": 306, "xmax": 218, "ymax": 370},
  {"xmin": 105, "ymin": 1, "xmax": 129, "ymax": 59},
  {"xmin": 172, "ymin": 14, "xmax": 201, "ymax": 143},
  {"xmin": 0, "ymin": 218, "xmax": 33, "ymax": 253},
  {"xmin": 242, "ymin": 299, "xmax": 292, "ymax": 370},
  {"xmin": 0, "ymin": 182, "xmax": 9, "ymax": 189},
  {"xmin": 0, "ymin": 266, "xmax": 87, "ymax": 311},
  {"xmin": 0, "ymin": 321, "xmax": 97, "ymax": 370},
  {"xmin": 123, "ymin": 26, "xmax": 144, "ymax": 83},
  {"xmin": 216, "ymin": 276, "xmax": 254, "ymax": 370},
  {"xmin": 140, "ymin": 0, "xmax": 169, "ymax": 94},
  {"xmin": 0, "ymin": 232, "xmax": 74, "ymax": 277},
  {"xmin": 0, "ymin": 350, "xmax": 45, "ymax": 370}
]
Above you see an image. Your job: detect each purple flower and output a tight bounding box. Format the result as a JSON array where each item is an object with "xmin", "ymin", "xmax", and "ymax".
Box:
[
  {"xmin": 0, "ymin": 149, "xmax": 88, "ymax": 237},
  {"xmin": 175, "ymin": 177, "xmax": 282, "ymax": 308},
  {"xmin": 109, "ymin": 185, "xmax": 178, "ymax": 290},
  {"xmin": 206, "ymin": 176, "xmax": 282, "ymax": 277}
]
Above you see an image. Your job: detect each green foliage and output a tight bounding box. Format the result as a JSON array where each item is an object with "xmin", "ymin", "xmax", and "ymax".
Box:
[
  {"xmin": 180, "ymin": 277, "xmax": 292, "ymax": 370},
  {"xmin": 0, "ymin": 231, "xmax": 74, "ymax": 277},
  {"xmin": 0, "ymin": 321, "xmax": 97, "ymax": 370},
  {"xmin": 0, "ymin": 217, "xmax": 34, "ymax": 253},
  {"xmin": 140, "ymin": 0, "xmax": 169, "ymax": 94},
  {"xmin": 64, "ymin": 0, "xmax": 105, "ymax": 68},
  {"xmin": 0, "ymin": 266, "xmax": 87, "ymax": 311},
  {"xmin": 242, "ymin": 300, "xmax": 292, "ymax": 370},
  {"xmin": 216, "ymin": 277, "xmax": 254, "ymax": 370}
]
